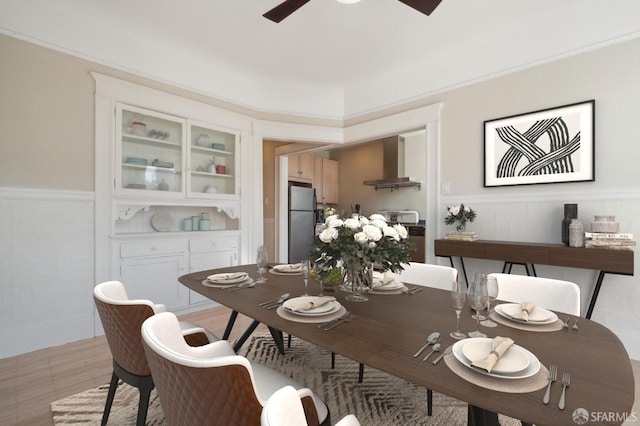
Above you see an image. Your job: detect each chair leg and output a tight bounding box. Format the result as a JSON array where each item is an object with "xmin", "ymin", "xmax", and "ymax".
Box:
[
  {"xmin": 358, "ymin": 363, "xmax": 364, "ymax": 383},
  {"xmin": 331, "ymin": 352, "xmax": 335, "ymax": 369},
  {"xmin": 287, "ymin": 333, "xmax": 292, "ymax": 348},
  {"xmin": 101, "ymin": 371, "xmax": 119, "ymax": 425},
  {"xmin": 136, "ymin": 377, "xmax": 154, "ymax": 426},
  {"xmin": 427, "ymin": 388, "xmax": 433, "ymax": 416}
]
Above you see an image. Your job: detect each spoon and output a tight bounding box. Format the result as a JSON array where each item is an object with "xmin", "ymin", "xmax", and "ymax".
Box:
[
  {"xmin": 412, "ymin": 332, "xmax": 440, "ymax": 358},
  {"xmin": 227, "ymin": 282, "xmax": 256, "ymax": 292},
  {"xmin": 422, "ymin": 342, "xmax": 441, "ymax": 361},
  {"xmin": 259, "ymin": 293, "xmax": 290, "ymax": 307}
]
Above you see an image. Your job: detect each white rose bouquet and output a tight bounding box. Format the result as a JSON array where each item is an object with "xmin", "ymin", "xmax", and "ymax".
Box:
[{"xmin": 311, "ymin": 213, "xmax": 414, "ymax": 282}]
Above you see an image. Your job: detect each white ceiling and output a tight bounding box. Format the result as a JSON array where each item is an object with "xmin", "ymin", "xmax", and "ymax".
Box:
[{"xmin": 1, "ymin": 0, "xmax": 640, "ymax": 119}]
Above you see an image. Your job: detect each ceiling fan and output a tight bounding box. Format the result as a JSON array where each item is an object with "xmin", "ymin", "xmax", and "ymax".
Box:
[{"xmin": 263, "ymin": 0, "xmax": 443, "ymax": 23}]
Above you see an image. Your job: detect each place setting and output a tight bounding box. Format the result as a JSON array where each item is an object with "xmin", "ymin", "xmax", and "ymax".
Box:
[
  {"xmin": 201, "ymin": 271, "xmax": 253, "ymax": 289},
  {"xmin": 276, "ymin": 295, "xmax": 348, "ymax": 324},
  {"xmin": 490, "ymin": 302, "xmax": 564, "ymax": 332},
  {"xmin": 269, "ymin": 262, "xmax": 305, "ymax": 275},
  {"xmin": 367, "ymin": 271, "xmax": 408, "ymax": 295}
]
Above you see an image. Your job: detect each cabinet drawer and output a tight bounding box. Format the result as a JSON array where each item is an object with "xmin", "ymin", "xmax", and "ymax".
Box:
[
  {"xmin": 189, "ymin": 235, "xmax": 238, "ymax": 252},
  {"xmin": 120, "ymin": 240, "xmax": 185, "ymax": 258}
]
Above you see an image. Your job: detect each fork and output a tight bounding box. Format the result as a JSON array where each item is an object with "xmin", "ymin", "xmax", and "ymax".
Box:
[
  {"xmin": 317, "ymin": 311, "xmax": 350, "ymax": 329},
  {"xmin": 324, "ymin": 314, "xmax": 354, "ymax": 330},
  {"xmin": 542, "ymin": 365, "xmax": 557, "ymax": 404},
  {"xmin": 559, "ymin": 372, "xmax": 570, "ymax": 409}
]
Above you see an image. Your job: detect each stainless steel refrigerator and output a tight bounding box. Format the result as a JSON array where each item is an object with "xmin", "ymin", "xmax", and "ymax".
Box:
[{"xmin": 288, "ymin": 183, "xmax": 316, "ymax": 263}]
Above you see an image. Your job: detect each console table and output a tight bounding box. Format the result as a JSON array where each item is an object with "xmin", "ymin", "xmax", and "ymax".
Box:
[{"xmin": 434, "ymin": 239, "xmax": 634, "ymax": 319}]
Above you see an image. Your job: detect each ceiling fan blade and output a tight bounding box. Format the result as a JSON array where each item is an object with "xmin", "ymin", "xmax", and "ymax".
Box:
[
  {"xmin": 263, "ymin": 0, "xmax": 311, "ymax": 23},
  {"xmin": 398, "ymin": 0, "xmax": 443, "ymax": 16}
]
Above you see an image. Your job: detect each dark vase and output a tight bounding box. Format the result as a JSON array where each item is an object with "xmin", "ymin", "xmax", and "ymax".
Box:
[{"xmin": 562, "ymin": 204, "xmax": 578, "ymax": 245}]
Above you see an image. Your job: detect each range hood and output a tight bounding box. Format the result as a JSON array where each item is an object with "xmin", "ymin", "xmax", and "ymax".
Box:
[{"xmin": 363, "ymin": 136, "xmax": 421, "ymax": 190}]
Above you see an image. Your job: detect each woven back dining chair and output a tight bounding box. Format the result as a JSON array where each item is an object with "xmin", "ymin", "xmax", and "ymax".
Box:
[
  {"xmin": 94, "ymin": 280, "xmax": 217, "ymax": 426},
  {"xmin": 488, "ymin": 273, "xmax": 581, "ymax": 315},
  {"xmin": 141, "ymin": 311, "xmax": 331, "ymax": 426}
]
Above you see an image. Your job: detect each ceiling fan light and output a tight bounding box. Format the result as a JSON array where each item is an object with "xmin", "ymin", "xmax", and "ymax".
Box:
[{"xmin": 336, "ymin": 0, "xmax": 361, "ymax": 4}]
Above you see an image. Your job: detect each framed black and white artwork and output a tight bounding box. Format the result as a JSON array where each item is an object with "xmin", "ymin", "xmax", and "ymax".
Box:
[{"xmin": 484, "ymin": 100, "xmax": 595, "ymax": 187}]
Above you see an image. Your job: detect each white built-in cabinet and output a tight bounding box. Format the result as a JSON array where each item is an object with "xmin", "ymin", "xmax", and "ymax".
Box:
[{"xmin": 103, "ymin": 98, "xmax": 245, "ymax": 314}]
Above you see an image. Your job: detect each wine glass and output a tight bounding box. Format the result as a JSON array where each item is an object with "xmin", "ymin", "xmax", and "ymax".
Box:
[
  {"xmin": 468, "ymin": 274, "xmax": 488, "ymax": 338},
  {"xmin": 470, "ymin": 273, "xmax": 487, "ymax": 320},
  {"xmin": 301, "ymin": 259, "xmax": 311, "ymax": 295},
  {"xmin": 480, "ymin": 276, "xmax": 499, "ymax": 328},
  {"xmin": 450, "ymin": 277, "xmax": 467, "ymax": 340},
  {"xmin": 311, "ymin": 262, "xmax": 324, "ymax": 296},
  {"xmin": 256, "ymin": 245, "xmax": 268, "ymax": 284}
]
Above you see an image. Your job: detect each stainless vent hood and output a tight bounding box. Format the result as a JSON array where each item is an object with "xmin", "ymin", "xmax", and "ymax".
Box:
[{"xmin": 363, "ymin": 136, "xmax": 421, "ymax": 190}]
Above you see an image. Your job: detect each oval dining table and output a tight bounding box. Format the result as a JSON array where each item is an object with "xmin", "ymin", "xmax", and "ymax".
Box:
[{"xmin": 179, "ymin": 264, "xmax": 635, "ymax": 426}]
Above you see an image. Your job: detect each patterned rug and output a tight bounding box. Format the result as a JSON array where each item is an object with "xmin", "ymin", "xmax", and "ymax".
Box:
[{"xmin": 51, "ymin": 332, "xmax": 520, "ymax": 425}]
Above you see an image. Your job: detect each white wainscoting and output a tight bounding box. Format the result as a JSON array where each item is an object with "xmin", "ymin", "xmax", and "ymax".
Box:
[
  {"xmin": 0, "ymin": 187, "xmax": 95, "ymax": 359},
  {"xmin": 438, "ymin": 190, "xmax": 640, "ymax": 360}
]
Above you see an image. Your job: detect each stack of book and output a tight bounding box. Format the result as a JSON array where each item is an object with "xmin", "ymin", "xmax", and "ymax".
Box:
[
  {"xmin": 445, "ymin": 231, "xmax": 478, "ymax": 241},
  {"xmin": 584, "ymin": 232, "xmax": 636, "ymax": 250}
]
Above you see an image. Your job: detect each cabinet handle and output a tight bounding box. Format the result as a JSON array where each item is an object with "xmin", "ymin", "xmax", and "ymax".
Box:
[{"xmin": 150, "ymin": 246, "xmax": 159, "ymax": 251}]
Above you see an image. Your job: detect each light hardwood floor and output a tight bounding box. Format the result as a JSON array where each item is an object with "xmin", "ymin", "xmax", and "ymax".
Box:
[{"xmin": 1, "ymin": 306, "xmax": 638, "ymax": 425}]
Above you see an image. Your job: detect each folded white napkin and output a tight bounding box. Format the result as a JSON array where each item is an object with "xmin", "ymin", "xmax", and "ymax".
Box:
[
  {"xmin": 372, "ymin": 273, "xmax": 399, "ymax": 288},
  {"xmin": 207, "ymin": 272, "xmax": 248, "ymax": 282},
  {"xmin": 275, "ymin": 263, "xmax": 303, "ymax": 272},
  {"xmin": 471, "ymin": 336, "xmax": 515, "ymax": 373},
  {"xmin": 511, "ymin": 302, "xmax": 536, "ymax": 321},
  {"xmin": 288, "ymin": 296, "xmax": 336, "ymax": 312}
]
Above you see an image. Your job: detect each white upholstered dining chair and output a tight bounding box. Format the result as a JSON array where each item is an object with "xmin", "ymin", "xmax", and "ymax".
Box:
[
  {"xmin": 141, "ymin": 311, "xmax": 330, "ymax": 426},
  {"xmin": 488, "ymin": 273, "xmax": 581, "ymax": 315},
  {"xmin": 398, "ymin": 262, "xmax": 459, "ymax": 290},
  {"xmin": 261, "ymin": 385, "xmax": 359, "ymax": 426}
]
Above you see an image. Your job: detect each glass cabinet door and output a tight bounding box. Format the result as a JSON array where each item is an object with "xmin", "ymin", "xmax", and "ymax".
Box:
[
  {"xmin": 188, "ymin": 122, "xmax": 239, "ymax": 199},
  {"xmin": 116, "ymin": 103, "xmax": 186, "ymax": 196}
]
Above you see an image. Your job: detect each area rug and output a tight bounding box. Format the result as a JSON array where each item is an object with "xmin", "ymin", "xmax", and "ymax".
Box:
[{"xmin": 52, "ymin": 332, "xmax": 520, "ymax": 425}]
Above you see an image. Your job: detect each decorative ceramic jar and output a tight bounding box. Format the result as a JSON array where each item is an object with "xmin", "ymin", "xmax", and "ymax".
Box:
[{"xmin": 569, "ymin": 219, "xmax": 584, "ymax": 247}]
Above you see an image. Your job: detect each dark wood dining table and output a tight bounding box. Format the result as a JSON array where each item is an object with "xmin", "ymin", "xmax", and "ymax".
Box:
[{"xmin": 179, "ymin": 264, "xmax": 635, "ymax": 426}]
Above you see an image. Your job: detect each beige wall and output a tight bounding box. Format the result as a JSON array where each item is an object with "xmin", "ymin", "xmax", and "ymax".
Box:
[{"xmin": 0, "ymin": 35, "xmax": 95, "ymax": 190}]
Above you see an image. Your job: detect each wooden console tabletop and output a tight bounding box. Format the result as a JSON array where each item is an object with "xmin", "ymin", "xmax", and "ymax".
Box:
[{"xmin": 434, "ymin": 239, "xmax": 634, "ymax": 319}]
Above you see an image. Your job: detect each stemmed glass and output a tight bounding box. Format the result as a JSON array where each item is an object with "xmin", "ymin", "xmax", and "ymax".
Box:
[
  {"xmin": 468, "ymin": 274, "xmax": 488, "ymax": 338},
  {"xmin": 470, "ymin": 273, "xmax": 487, "ymax": 320},
  {"xmin": 256, "ymin": 245, "xmax": 268, "ymax": 284},
  {"xmin": 301, "ymin": 259, "xmax": 311, "ymax": 295},
  {"xmin": 311, "ymin": 262, "xmax": 324, "ymax": 296},
  {"xmin": 480, "ymin": 276, "xmax": 499, "ymax": 328},
  {"xmin": 450, "ymin": 277, "xmax": 467, "ymax": 340}
]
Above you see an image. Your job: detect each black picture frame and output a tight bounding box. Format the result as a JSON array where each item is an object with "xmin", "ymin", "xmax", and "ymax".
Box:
[{"xmin": 483, "ymin": 100, "xmax": 595, "ymax": 187}]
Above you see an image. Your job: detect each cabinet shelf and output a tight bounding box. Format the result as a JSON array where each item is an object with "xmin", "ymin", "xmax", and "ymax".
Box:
[
  {"xmin": 123, "ymin": 163, "xmax": 181, "ymax": 174},
  {"xmin": 123, "ymin": 134, "xmax": 181, "ymax": 149},
  {"xmin": 191, "ymin": 171, "xmax": 233, "ymax": 178},
  {"xmin": 191, "ymin": 145, "xmax": 233, "ymax": 156}
]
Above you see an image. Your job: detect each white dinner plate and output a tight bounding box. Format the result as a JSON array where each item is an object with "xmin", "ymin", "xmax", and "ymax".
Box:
[
  {"xmin": 206, "ymin": 272, "xmax": 249, "ymax": 284},
  {"xmin": 272, "ymin": 264, "xmax": 303, "ymax": 273},
  {"xmin": 372, "ymin": 280, "xmax": 404, "ymax": 291},
  {"xmin": 283, "ymin": 297, "xmax": 341, "ymax": 317},
  {"xmin": 151, "ymin": 214, "xmax": 172, "ymax": 232},
  {"xmin": 461, "ymin": 338, "xmax": 530, "ymax": 374},
  {"xmin": 453, "ymin": 338, "xmax": 540, "ymax": 380},
  {"xmin": 203, "ymin": 277, "xmax": 253, "ymax": 288},
  {"xmin": 495, "ymin": 303, "xmax": 558, "ymax": 325}
]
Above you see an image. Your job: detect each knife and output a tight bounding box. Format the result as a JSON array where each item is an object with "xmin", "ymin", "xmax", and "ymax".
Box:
[{"xmin": 432, "ymin": 345, "xmax": 452, "ymax": 365}]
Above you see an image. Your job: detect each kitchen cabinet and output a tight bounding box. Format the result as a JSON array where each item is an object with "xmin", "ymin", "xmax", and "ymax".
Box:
[
  {"xmin": 313, "ymin": 156, "xmax": 338, "ymax": 205},
  {"xmin": 116, "ymin": 103, "xmax": 240, "ymax": 200},
  {"xmin": 288, "ymin": 153, "xmax": 314, "ymax": 183}
]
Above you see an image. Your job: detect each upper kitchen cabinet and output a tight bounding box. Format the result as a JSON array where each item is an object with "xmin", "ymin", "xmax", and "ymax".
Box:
[
  {"xmin": 314, "ymin": 156, "xmax": 338, "ymax": 205},
  {"xmin": 288, "ymin": 152, "xmax": 314, "ymax": 183},
  {"xmin": 116, "ymin": 103, "xmax": 240, "ymax": 200}
]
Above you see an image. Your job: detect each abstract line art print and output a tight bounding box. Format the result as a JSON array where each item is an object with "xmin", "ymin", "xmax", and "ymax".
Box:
[{"xmin": 484, "ymin": 100, "xmax": 595, "ymax": 187}]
